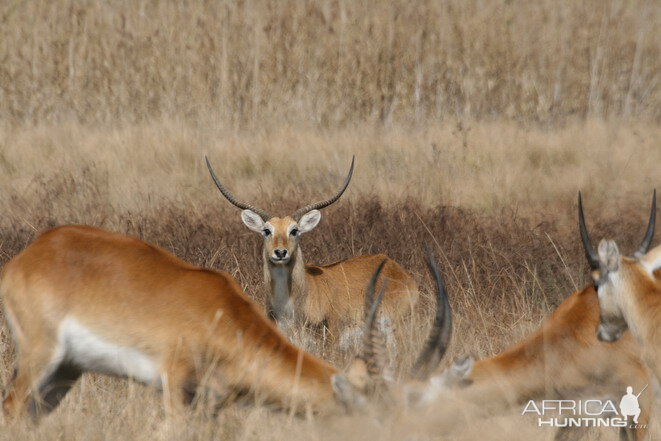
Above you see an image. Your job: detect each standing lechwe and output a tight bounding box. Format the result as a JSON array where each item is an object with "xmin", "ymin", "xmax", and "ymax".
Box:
[{"xmin": 205, "ymin": 156, "xmax": 418, "ymax": 351}]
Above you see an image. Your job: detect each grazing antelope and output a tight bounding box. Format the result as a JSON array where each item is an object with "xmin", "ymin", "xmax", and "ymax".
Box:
[
  {"xmin": 0, "ymin": 225, "xmax": 448, "ymax": 420},
  {"xmin": 423, "ymin": 284, "xmax": 651, "ymax": 441},
  {"xmin": 578, "ymin": 191, "xmax": 661, "ymax": 384},
  {"xmin": 205, "ymin": 156, "xmax": 419, "ymax": 350},
  {"xmin": 415, "ymin": 194, "xmax": 658, "ymax": 441}
]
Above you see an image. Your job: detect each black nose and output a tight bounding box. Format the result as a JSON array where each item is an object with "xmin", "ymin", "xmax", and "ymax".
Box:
[{"xmin": 274, "ymin": 249, "xmax": 288, "ymax": 259}]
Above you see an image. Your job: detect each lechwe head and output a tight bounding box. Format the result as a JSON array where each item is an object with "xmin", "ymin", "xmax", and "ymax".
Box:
[
  {"xmin": 578, "ymin": 190, "xmax": 660, "ymax": 347},
  {"xmin": 207, "ymin": 156, "xmax": 354, "ymax": 273},
  {"xmin": 205, "ymin": 156, "xmax": 419, "ymax": 349},
  {"xmin": 0, "ymin": 226, "xmax": 447, "ymax": 421}
]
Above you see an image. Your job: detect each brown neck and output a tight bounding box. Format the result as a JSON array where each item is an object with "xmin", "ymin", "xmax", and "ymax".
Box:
[
  {"xmin": 619, "ymin": 272, "xmax": 661, "ymax": 360},
  {"xmin": 213, "ymin": 303, "xmax": 339, "ymax": 412},
  {"xmin": 468, "ymin": 345, "xmax": 545, "ymax": 407},
  {"xmin": 460, "ymin": 287, "xmax": 599, "ymax": 410},
  {"xmin": 264, "ymin": 247, "xmax": 308, "ymax": 320}
]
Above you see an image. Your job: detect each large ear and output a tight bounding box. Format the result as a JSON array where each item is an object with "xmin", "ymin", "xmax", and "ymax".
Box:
[
  {"xmin": 241, "ymin": 209, "xmax": 266, "ymax": 233},
  {"xmin": 345, "ymin": 357, "xmax": 369, "ymax": 391},
  {"xmin": 598, "ymin": 240, "xmax": 620, "ymax": 273},
  {"xmin": 297, "ymin": 210, "xmax": 321, "ymax": 234},
  {"xmin": 331, "ymin": 373, "xmax": 366, "ymax": 410},
  {"xmin": 404, "ymin": 357, "xmax": 475, "ymax": 408},
  {"xmin": 450, "ymin": 356, "xmax": 474, "ymax": 381}
]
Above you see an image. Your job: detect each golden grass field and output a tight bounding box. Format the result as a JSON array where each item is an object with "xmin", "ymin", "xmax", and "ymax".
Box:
[{"xmin": 0, "ymin": 0, "xmax": 660, "ymax": 440}]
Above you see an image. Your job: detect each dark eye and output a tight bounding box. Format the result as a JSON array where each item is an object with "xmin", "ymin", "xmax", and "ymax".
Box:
[
  {"xmin": 263, "ymin": 229, "xmax": 271, "ymax": 236},
  {"xmin": 290, "ymin": 228, "xmax": 298, "ymax": 237}
]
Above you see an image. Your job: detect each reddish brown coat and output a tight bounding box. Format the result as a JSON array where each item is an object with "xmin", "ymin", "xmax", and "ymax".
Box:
[{"xmin": 1, "ymin": 226, "xmax": 342, "ymax": 418}]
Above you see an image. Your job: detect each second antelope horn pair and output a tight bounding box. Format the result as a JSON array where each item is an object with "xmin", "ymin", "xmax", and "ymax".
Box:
[
  {"xmin": 205, "ymin": 156, "xmax": 355, "ymax": 220},
  {"xmin": 361, "ymin": 249, "xmax": 452, "ymax": 382},
  {"xmin": 579, "ymin": 190, "xmax": 657, "ymax": 270}
]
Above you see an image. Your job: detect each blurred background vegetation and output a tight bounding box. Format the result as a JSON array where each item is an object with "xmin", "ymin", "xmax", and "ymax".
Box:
[{"xmin": 1, "ymin": 0, "xmax": 658, "ymax": 127}]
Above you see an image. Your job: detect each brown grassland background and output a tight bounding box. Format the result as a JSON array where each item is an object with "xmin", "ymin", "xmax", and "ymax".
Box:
[{"xmin": 0, "ymin": 0, "xmax": 660, "ymax": 440}]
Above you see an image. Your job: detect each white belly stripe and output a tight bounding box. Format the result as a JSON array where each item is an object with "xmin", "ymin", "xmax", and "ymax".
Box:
[{"xmin": 59, "ymin": 317, "xmax": 160, "ymax": 385}]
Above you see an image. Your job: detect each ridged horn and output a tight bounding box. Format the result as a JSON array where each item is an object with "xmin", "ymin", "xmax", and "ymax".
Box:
[
  {"xmin": 410, "ymin": 248, "xmax": 453, "ymax": 380},
  {"xmin": 362, "ymin": 259, "xmax": 389, "ymax": 381},
  {"xmin": 290, "ymin": 156, "xmax": 355, "ymax": 220},
  {"xmin": 205, "ymin": 156, "xmax": 272, "ymax": 220},
  {"xmin": 578, "ymin": 192, "xmax": 600, "ymax": 271}
]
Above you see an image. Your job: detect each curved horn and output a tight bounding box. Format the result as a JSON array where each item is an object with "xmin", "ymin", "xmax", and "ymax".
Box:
[
  {"xmin": 578, "ymin": 192, "xmax": 600, "ymax": 271},
  {"xmin": 205, "ymin": 156, "xmax": 272, "ymax": 220},
  {"xmin": 363, "ymin": 259, "xmax": 388, "ymax": 321},
  {"xmin": 290, "ymin": 156, "xmax": 355, "ymax": 220},
  {"xmin": 410, "ymin": 248, "xmax": 452, "ymax": 380},
  {"xmin": 362, "ymin": 259, "xmax": 389, "ymax": 381},
  {"xmin": 635, "ymin": 189, "xmax": 657, "ymax": 257}
]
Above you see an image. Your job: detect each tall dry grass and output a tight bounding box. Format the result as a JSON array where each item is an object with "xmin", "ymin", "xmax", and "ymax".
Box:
[
  {"xmin": 0, "ymin": 0, "xmax": 659, "ymax": 126},
  {"xmin": 1, "ymin": 120, "xmax": 659, "ymax": 222},
  {"xmin": 1, "ymin": 196, "xmax": 659, "ymax": 440}
]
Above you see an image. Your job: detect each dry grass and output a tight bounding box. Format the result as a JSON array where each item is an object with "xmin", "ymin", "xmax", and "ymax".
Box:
[
  {"xmin": 0, "ymin": 0, "xmax": 659, "ymax": 126},
  {"xmin": 1, "ymin": 0, "xmax": 660, "ymax": 439},
  {"xmin": 0, "ymin": 127, "xmax": 659, "ymax": 439},
  {"xmin": 1, "ymin": 120, "xmax": 659, "ymax": 221}
]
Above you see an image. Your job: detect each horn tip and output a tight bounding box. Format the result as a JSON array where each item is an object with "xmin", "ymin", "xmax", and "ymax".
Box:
[{"xmin": 204, "ymin": 155, "xmax": 215, "ymax": 172}]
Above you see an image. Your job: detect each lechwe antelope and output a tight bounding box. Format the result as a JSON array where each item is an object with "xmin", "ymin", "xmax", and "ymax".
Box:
[
  {"xmin": 0, "ymin": 225, "xmax": 449, "ymax": 420},
  {"xmin": 422, "ymin": 284, "xmax": 651, "ymax": 441},
  {"xmin": 579, "ymin": 191, "xmax": 661, "ymax": 378},
  {"xmin": 205, "ymin": 156, "xmax": 419, "ymax": 349},
  {"xmin": 407, "ymin": 197, "xmax": 655, "ymax": 440}
]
